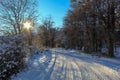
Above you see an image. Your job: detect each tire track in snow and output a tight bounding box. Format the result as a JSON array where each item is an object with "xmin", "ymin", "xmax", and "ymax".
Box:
[
  {"xmin": 12, "ymin": 49, "xmax": 120, "ymax": 80},
  {"xmin": 57, "ymin": 51, "xmax": 120, "ymax": 80}
]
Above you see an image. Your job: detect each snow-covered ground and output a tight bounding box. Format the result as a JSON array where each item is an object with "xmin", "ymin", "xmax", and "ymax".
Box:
[
  {"xmin": 11, "ymin": 48, "xmax": 120, "ymax": 80},
  {"xmin": 115, "ymin": 47, "xmax": 120, "ymax": 58}
]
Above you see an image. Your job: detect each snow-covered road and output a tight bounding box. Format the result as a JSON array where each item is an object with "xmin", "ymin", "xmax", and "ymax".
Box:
[{"xmin": 12, "ymin": 49, "xmax": 120, "ymax": 80}]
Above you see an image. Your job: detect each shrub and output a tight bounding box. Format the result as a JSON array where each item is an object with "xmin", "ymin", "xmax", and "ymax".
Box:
[{"xmin": 0, "ymin": 35, "xmax": 27, "ymax": 80}]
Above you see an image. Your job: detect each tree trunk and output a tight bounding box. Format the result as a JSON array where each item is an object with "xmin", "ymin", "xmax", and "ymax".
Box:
[
  {"xmin": 108, "ymin": 32, "xmax": 114, "ymax": 57},
  {"xmin": 106, "ymin": 0, "xmax": 115, "ymax": 57}
]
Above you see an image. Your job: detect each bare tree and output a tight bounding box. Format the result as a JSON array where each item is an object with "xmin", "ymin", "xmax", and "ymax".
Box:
[
  {"xmin": 0, "ymin": 0, "xmax": 39, "ymax": 35},
  {"xmin": 63, "ymin": 0, "xmax": 120, "ymax": 57},
  {"xmin": 38, "ymin": 17, "xmax": 56, "ymax": 47}
]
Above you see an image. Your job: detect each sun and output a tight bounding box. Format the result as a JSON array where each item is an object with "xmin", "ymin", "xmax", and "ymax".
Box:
[{"xmin": 23, "ymin": 21, "xmax": 32, "ymax": 30}]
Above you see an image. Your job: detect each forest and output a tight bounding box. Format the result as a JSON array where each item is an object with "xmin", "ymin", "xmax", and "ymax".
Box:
[{"xmin": 0, "ymin": 0, "xmax": 120, "ymax": 80}]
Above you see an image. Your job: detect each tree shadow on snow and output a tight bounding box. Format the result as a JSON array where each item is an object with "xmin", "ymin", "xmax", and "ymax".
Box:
[{"xmin": 54, "ymin": 49, "xmax": 120, "ymax": 71}]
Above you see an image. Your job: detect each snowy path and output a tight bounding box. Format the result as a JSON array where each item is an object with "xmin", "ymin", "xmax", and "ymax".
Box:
[{"xmin": 12, "ymin": 49, "xmax": 120, "ymax": 80}]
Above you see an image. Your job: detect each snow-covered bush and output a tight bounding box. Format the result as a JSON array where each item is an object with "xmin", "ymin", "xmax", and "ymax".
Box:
[
  {"xmin": 0, "ymin": 35, "xmax": 27, "ymax": 80},
  {"xmin": 82, "ymin": 46, "xmax": 89, "ymax": 53}
]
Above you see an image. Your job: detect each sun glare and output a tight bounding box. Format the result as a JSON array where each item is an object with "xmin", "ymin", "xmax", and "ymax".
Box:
[{"xmin": 23, "ymin": 21, "xmax": 32, "ymax": 30}]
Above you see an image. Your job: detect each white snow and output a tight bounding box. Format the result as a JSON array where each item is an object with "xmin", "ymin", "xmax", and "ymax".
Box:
[
  {"xmin": 11, "ymin": 48, "xmax": 120, "ymax": 80},
  {"xmin": 115, "ymin": 47, "xmax": 120, "ymax": 58}
]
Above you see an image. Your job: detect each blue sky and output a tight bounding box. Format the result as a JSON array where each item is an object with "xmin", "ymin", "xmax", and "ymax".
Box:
[{"xmin": 38, "ymin": 0, "xmax": 70, "ymax": 27}]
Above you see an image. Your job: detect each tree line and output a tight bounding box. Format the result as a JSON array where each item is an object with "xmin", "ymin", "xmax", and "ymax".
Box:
[
  {"xmin": 62, "ymin": 0, "xmax": 120, "ymax": 57},
  {"xmin": 0, "ymin": 0, "xmax": 120, "ymax": 57}
]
